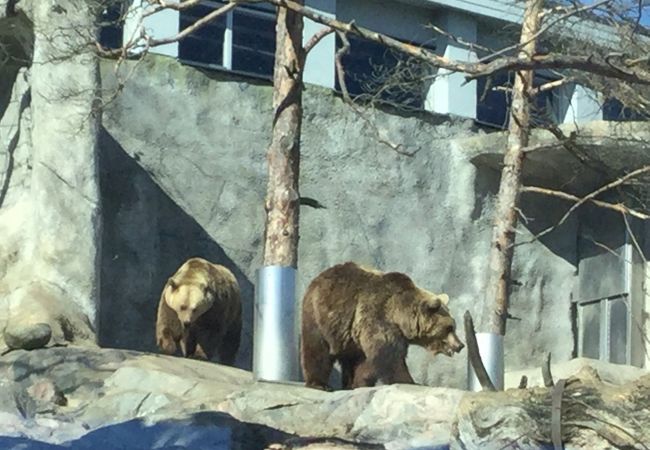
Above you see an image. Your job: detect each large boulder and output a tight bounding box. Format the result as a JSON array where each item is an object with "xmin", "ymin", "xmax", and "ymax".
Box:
[
  {"xmin": 1, "ymin": 282, "xmax": 95, "ymax": 354},
  {"xmin": 1, "ymin": 347, "xmax": 649, "ymax": 449}
]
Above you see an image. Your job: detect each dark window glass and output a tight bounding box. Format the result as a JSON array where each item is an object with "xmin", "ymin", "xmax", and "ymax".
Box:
[
  {"xmin": 232, "ymin": 6, "xmax": 276, "ymax": 77},
  {"xmin": 603, "ymin": 98, "xmax": 645, "ymax": 121},
  {"xmin": 99, "ymin": 2, "xmax": 125, "ymax": 50},
  {"xmin": 476, "ymin": 72, "xmax": 512, "ymax": 128},
  {"xmin": 580, "ymin": 300, "xmax": 601, "ymax": 359},
  {"xmin": 178, "ymin": 3, "xmax": 226, "ymax": 66},
  {"xmin": 609, "ymin": 298, "xmax": 629, "ymax": 364},
  {"xmin": 476, "ymin": 72, "xmax": 558, "ymax": 128},
  {"xmin": 531, "ymin": 74, "xmax": 557, "ymax": 126},
  {"xmin": 334, "ymin": 34, "xmax": 429, "ymax": 110}
]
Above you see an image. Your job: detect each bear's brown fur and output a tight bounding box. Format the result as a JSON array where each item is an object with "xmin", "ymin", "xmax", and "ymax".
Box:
[
  {"xmin": 155, "ymin": 257, "xmax": 241, "ymax": 365},
  {"xmin": 300, "ymin": 262, "xmax": 464, "ymax": 390}
]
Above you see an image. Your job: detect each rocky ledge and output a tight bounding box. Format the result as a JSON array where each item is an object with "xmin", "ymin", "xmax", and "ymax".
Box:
[{"xmin": 0, "ymin": 347, "xmax": 648, "ymax": 449}]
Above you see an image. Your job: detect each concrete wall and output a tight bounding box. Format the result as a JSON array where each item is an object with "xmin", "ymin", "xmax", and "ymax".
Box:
[{"xmin": 97, "ymin": 55, "xmax": 578, "ymax": 387}]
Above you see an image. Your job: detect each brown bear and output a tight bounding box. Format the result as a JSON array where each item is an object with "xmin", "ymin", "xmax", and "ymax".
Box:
[
  {"xmin": 155, "ymin": 257, "xmax": 242, "ymax": 365},
  {"xmin": 300, "ymin": 262, "xmax": 464, "ymax": 390}
]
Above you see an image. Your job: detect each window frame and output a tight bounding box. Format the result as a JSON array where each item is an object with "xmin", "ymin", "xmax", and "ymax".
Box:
[
  {"xmin": 177, "ymin": 0, "xmax": 277, "ymax": 80},
  {"xmin": 475, "ymin": 70, "xmax": 561, "ymax": 129},
  {"xmin": 333, "ymin": 33, "xmax": 436, "ymax": 111}
]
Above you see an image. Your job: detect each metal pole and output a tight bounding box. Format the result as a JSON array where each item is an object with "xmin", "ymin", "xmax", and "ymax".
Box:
[
  {"xmin": 253, "ymin": 265, "xmax": 301, "ymax": 382},
  {"xmin": 468, "ymin": 332, "xmax": 504, "ymax": 391}
]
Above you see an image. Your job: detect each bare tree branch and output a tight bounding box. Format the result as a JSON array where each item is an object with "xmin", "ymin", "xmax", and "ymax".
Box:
[
  {"xmin": 464, "ymin": 311, "xmax": 497, "ymax": 392},
  {"xmin": 262, "ymin": 0, "xmax": 650, "ymax": 85},
  {"xmin": 334, "ymin": 31, "xmax": 415, "ymax": 156},
  {"xmin": 477, "ymin": 0, "xmax": 615, "ymax": 64},
  {"xmin": 520, "ymin": 165, "xmax": 650, "ymax": 245},
  {"xmin": 149, "ymin": 2, "xmax": 237, "ymax": 47},
  {"xmin": 521, "ymin": 185, "xmax": 650, "ymax": 220},
  {"xmin": 97, "ymin": 0, "xmax": 650, "ymax": 88},
  {"xmin": 542, "ymin": 352, "xmax": 554, "ymax": 387},
  {"xmin": 530, "ymin": 77, "xmax": 574, "ymax": 95},
  {"xmin": 304, "ymin": 27, "xmax": 334, "ymax": 56}
]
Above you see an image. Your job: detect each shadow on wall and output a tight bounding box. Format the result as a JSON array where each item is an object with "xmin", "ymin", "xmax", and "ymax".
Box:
[
  {"xmin": 471, "ymin": 164, "xmax": 579, "ymax": 267},
  {"xmin": 98, "ymin": 128, "xmax": 254, "ymax": 370}
]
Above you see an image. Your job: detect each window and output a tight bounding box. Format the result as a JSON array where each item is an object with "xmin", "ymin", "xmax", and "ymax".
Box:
[
  {"xmin": 603, "ymin": 98, "xmax": 646, "ymax": 121},
  {"xmin": 575, "ymin": 215, "xmax": 645, "ymax": 367},
  {"xmin": 178, "ymin": 1, "xmax": 276, "ymax": 79},
  {"xmin": 530, "ymin": 74, "xmax": 559, "ymax": 126},
  {"xmin": 334, "ymin": 34, "xmax": 434, "ymax": 110},
  {"xmin": 99, "ymin": 2, "xmax": 127, "ymax": 50},
  {"xmin": 476, "ymin": 72, "xmax": 512, "ymax": 128},
  {"xmin": 179, "ymin": 3, "xmax": 226, "ymax": 66},
  {"xmin": 577, "ymin": 295, "xmax": 630, "ymax": 363},
  {"xmin": 476, "ymin": 72, "xmax": 559, "ymax": 128},
  {"xmin": 231, "ymin": 6, "xmax": 276, "ymax": 75}
]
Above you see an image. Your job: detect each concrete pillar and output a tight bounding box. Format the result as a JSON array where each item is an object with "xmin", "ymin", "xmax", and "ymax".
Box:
[
  {"xmin": 123, "ymin": 0, "xmax": 179, "ymax": 58},
  {"xmin": 425, "ymin": 11, "xmax": 477, "ymax": 119},
  {"xmin": 303, "ymin": 0, "xmax": 336, "ymax": 89},
  {"xmin": 561, "ymin": 84, "xmax": 603, "ymax": 124},
  {"xmin": 253, "ymin": 266, "xmax": 301, "ymax": 382}
]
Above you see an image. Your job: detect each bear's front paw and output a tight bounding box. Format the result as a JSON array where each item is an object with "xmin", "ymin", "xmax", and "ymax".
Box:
[
  {"xmin": 157, "ymin": 336, "xmax": 177, "ymax": 355},
  {"xmin": 305, "ymin": 381, "xmax": 333, "ymax": 392}
]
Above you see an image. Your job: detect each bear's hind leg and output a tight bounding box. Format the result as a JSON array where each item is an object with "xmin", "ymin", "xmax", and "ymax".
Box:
[
  {"xmin": 340, "ymin": 356, "xmax": 363, "ymax": 390},
  {"xmin": 354, "ymin": 327, "xmax": 413, "ymax": 387}
]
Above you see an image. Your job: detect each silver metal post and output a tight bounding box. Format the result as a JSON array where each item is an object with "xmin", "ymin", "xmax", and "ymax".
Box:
[
  {"xmin": 467, "ymin": 332, "xmax": 504, "ymax": 391},
  {"xmin": 253, "ymin": 266, "xmax": 301, "ymax": 382}
]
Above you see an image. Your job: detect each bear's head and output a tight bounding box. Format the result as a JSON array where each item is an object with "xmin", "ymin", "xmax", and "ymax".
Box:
[
  {"xmin": 412, "ymin": 293, "xmax": 465, "ymax": 357},
  {"xmin": 164, "ymin": 279, "xmax": 213, "ymax": 328}
]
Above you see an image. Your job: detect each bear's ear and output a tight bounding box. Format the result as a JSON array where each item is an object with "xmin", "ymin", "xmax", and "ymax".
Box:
[
  {"xmin": 168, "ymin": 278, "xmax": 178, "ymax": 291},
  {"xmin": 421, "ymin": 297, "xmax": 441, "ymax": 314},
  {"xmin": 437, "ymin": 293, "xmax": 449, "ymax": 306}
]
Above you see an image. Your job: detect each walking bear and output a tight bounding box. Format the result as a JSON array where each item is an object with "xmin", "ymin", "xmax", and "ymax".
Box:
[
  {"xmin": 301, "ymin": 262, "xmax": 464, "ymax": 390},
  {"xmin": 155, "ymin": 257, "xmax": 241, "ymax": 365}
]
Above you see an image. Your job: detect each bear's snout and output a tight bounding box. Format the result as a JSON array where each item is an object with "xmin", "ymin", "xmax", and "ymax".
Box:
[{"xmin": 447, "ymin": 333, "xmax": 465, "ymax": 354}]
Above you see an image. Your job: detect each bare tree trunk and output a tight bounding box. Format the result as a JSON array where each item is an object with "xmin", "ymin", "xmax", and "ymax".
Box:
[
  {"xmin": 263, "ymin": 1, "xmax": 305, "ymax": 267},
  {"xmin": 482, "ymin": 0, "xmax": 543, "ymax": 335}
]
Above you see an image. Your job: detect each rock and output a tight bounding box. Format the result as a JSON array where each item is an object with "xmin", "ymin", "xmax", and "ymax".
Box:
[
  {"xmin": 5, "ymin": 322, "xmax": 52, "ymax": 350},
  {"xmin": 2, "ymin": 282, "xmax": 96, "ymax": 352},
  {"xmin": 504, "ymin": 357, "xmax": 649, "ymax": 388},
  {"xmin": 451, "ymin": 372, "xmax": 650, "ymax": 449},
  {"xmin": 267, "ymin": 437, "xmax": 385, "ymax": 449},
  {"xmin": 2, "ymin": 347, "xmax": 649, "ymax": 449},
  {"xmin": 27, "ymin": 379, "xmax": 67, "ymax": 408},
  {"xmin": 0, "ymin": 347, "xmax": 461, "ymax": 448}
]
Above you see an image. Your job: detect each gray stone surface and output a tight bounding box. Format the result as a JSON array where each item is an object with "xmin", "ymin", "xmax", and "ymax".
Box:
[
  {"xmin": 0, "ymin": 2, "xmax": 100, "ymax": 352},
  {"xmin": 98, "ymin": 55, "xmax": 579, "ymax": 387},
  {"xmin": 505, "ymin": 356, "xmax": 650, "ymax": 388},
  {"xmin": 1, "ymin": 347, "xmax": 648, "ymax": 449},
  {"xmin": 27, "ymin": 0, "xmax": 102, "ymax": 328},
  {"xmin": 1, "ymin": 281, "xmax": 96, "ymax": 356},
  {"xmin": 0, "ymin": 347, "xmax": 461, "ymax": 449}
]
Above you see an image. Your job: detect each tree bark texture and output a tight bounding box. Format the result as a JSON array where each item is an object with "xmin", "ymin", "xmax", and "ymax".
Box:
[
  {"xmin": 482, "ymin": 0, "xmax": 543, "ymax": 336},
  {"xmin": 263, "ymin": 1, "xmax": 305, "ymax": 267},
  {"xmin": 453, "ymin": 371, "xmax": 650, "ymax": 449}
]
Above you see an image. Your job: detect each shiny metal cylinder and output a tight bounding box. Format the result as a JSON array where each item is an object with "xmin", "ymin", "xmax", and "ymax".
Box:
[
  {"xmin": 253, "ymin": 265, "xmax": 301, "ymax": 382},
  {"xmin": 467, "ymin": 332, "xmax": 504, "ymax": 391}
]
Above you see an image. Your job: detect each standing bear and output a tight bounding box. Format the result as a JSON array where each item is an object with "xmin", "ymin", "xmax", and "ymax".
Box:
[
  {"xmin": 155, "ymin": 257, "xmax": 242, "ymax": 365},
  {"xmin": 301, "ymin": 262, "xmax": 464, "ymax": 390}
]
